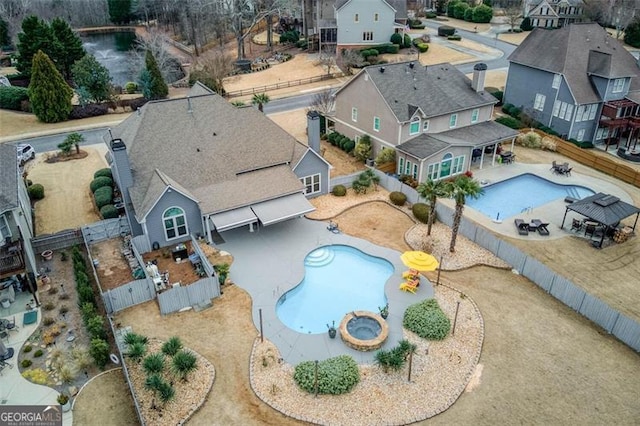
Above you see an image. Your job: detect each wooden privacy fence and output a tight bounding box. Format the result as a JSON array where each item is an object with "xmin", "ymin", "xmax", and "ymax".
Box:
[
  {"xmin": 529, "ymin": 129, "xmax": 640, "ymax": 187},
  {"xmin": 157, "ymin": 277, "xmax": 219, "ymax": 316},
  {"xmin": 82, "ymin": 217, "xmax": 130, "ymax": 245},
  {"xmin": 31, "ymin": 229, "xmax": 83, "ymax": 253}
]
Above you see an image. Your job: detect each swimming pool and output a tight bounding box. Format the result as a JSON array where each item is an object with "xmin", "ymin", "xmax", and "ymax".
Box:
[
  {"xmin": 467, "ymin": 173, "xmax": 595, "ymax": 220},
  {"xmin": 276, "ymin": 245, "xmax": 393, "ymax": 334}
]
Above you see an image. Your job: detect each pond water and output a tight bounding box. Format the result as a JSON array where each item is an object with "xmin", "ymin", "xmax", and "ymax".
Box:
[{"xmin": 81, "ymin": 32, "xmax": 137, "ymax": 87}]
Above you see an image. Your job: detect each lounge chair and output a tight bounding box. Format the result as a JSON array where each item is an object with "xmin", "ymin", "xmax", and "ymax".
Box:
[
  {"xmin": 514, "ymin": 218, "xmax": 529, "ymax": 236},
  {"xmin": 399, "ymin": 281, "xmax": 417, "ymax": 293},
  {"xmin": 532, "ymin": 219, "xmax": 550, "ymax": 236}
]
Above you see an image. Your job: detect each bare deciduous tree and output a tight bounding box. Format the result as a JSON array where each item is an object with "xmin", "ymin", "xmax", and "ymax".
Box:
[
  {"xmin": 504, "ymin": 5, "xmax": 522, "ymax": 32},
  {"xmin": 307, "ymin": 89, "xmax": 335, "ymax": 115},
  {"xmin": 315, "ymin": 45, "xmax": 336, "ymax": 75},
  {"xmin": 337, "ymin": 49, "xmax": 366, "ymax": 73},
  {"xmin": 191, "ymin": 48, "xmax": 235, "ymax": 94},
  {"xmin": 129, "ymin": 29, "xmax": 182, "ymax": 84}
]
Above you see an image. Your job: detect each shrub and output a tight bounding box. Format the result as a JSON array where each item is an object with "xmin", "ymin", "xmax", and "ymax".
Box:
[
  {"xmin": 34, "ymin": 349, "xmax": 44, "ymax": 357},
  {"xmin": 438, "ymin": 26, "xmax": 456, "ymax": 37},
  {"xmin": 409, "ymin": 19, "xmax": 425, "ymax": 29},
  {"xmin": 416, "ymin": 42, "xmax": 429, "ymax": 53},
  {"xmin": 472, "ymin": 4, "xmax": 493, "ymax": 23},
  {"xmin": 94, "ymin": 168, "xmax": 112, "ymax": 179},
  {"xmin": 143, "ymin": 353, "xmax": 165, "ymax": 375},
  {"xmin": 77, "ymin": 284, "xmax": 95, "ymax": 306},
  {"xmin": 59, "ymin": 305, "xmax": 68, "ymax": 315},
  {"xmin": 453, "ymin": 2, "xmax": 469, "ymax": 19},
  {"xmin": 425, "ymin": 11, "xmax": 437, "ymax": 18},
  {"xmin": 100, "ymin": 204, "xmax": 119, "ymax": 219},
  {"xmin": 90, "ymin": 338, "xmax": 110, "ymax": 369},
  {"xmin": 496, "ymin": 116, "xmax": 524, "ymax": 129},
  {"xmin": 389, "ymin": 191, "xmax": 407, "ymax": 206},
  {"xmin": 374, "ymin": 339, "xmax": 416, "ymax": 373},
  {"xmin": 540, "ymin": 137, "xmax": 557, "ymax": 151},
  {"xmin": 43, "ymin": 317, "xmax": 55, "ymax": 326},
  {"xmin": 447, "ymin": 0, "xmax": 460, "ymax": 17},
  {"xmin": 129, "ymin": 97, "xmax": 149, "ymax": 111},
  {"xmin": 353, "ymin": 141, "xmax": 372, "ymax": 162},
  {"xmin": 403, "ymin": 33, "xmax": 412, "ymax": 48},
  {"xmin": 171, "ymin": 350, "xmax": 198, "ymax": 381},
  {"xmin": 94, "ymin": 186, "xmax": 113, "ymax": 208},
  {"xmin": 448, "ymin": 35, "xmax": 462, "ymax": 41},
  {"xmin": 22, "ymin": 359, "xmax": 32, "ymax": 368},
  {"xmin": 375, "ymin": 148, "xmax": 395, "ymax": 164},
  {"xmin": 123, "ymin": 332, "xmax": 148, "ymax": 347},
  {"xmin": 412, "ymin": 202, "xmax": 430, "ymax": 223},
  {"xmin": 128, "ymin": 341, "xmax": 147, "ymax": 363},
  {"xmin": 520, "ymin": 16, "xmax": 533, "ymax": 31},
  {"xmin": 488, "ymin": 89, "xmax": 503, "ymax": 104},
  {"xmin": 23, "ymin": 345, "xmax": 33, "ymax": 353},
  {"xmin": 87, "ymin": 315, "xmax": 105, "ymax": 339},
  {"xmin": 568, "ymin": 139, "xmax": 594, "ymax": 149},
  {"xmin": 371, "ymin": 43, "xmax": 398, "ymax": 54},
  {"xmin": 295, "ymin": 39, "xmax": 308, "ymax": 49},
  {"xmin": 43, "ymin": 301, "xmax": 55, "ymax": 311},
  {"xmin": 517, "ymin": 131, "xmax": 542, "ymax": 149},
  {"xmin": 280, "ymin": 30, "xmax": 300, "ymax": 44},
  {"xmin": 89, "ymin": 176, "xmax": 113, "ymax": 193},
  {"xmin": 124, "ymin": 81, "xmax": 137, "ymax": 94},
  {"xmin": 327, "ymin": 132, "xmax": 339, "ymax": 145},
  {"xmin": 28, "ymin": 184, "xmax": 44, "ymax": 200},
  {"xmin": 464, "ymin": 7, "xmax": 474, "ymax": 21},
  {"xmin": 332, "ymin": 184, "xmax": 347, "ymax": 196},
  {"xmin": 80, "ymin": 302, "xmax": 96, "ymax": 323},
  {"xmin": 0, "ymin": 86, "xmax": 29, "ymax": 110},
  {"xmin": 68, "ymin": 103, "xmax": 109, "ymax": 120},
  {"xmin": 390, "ymin": 33, "xmax": 403, "ymax": 45},
  {"xmin": 403, "ymin": 298, "xmax": 451, "ymax": 340},
  {"xmin": 343, "ymin": 139, "xmax": 355, "ymax": 153},
  {"xmin": 501, "ymin": 103, "xmax": 514, "ymax": 115},
  {"xmin": 294, "ymin": 355, "xmax": 360, "ymax": 395},
  {"xmin": 161, "ymin": 336, "xmax": 183, "ymax": 357}
]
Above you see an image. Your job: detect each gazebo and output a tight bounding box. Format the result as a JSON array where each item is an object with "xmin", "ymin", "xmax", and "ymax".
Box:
[{"xmin": 561, "ymin": 193, "xmax": 640, "ymax": 247}]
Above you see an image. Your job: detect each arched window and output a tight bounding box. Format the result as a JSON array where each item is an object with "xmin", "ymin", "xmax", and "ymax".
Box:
[
  {"xmin": 163, "ymin": 207, "xmax": 188, "ymax": 240},
  {"xmin": 440, "ymin": 153, "xmax": 453, "ymax": 178}
]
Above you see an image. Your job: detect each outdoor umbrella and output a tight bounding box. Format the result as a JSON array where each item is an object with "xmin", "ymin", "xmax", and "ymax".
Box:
[
  {"xmin": 400, "ymin": 251, "xmax": 439, "ymax": 272},
  {"xmin": 0, "ymin": 339, "xmax": 14, "ymax": 361}
]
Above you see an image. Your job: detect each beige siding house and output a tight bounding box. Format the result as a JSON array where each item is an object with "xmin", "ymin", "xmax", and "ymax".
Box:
[{"xmin": 333, "ymin": 61, "xmax": 519, "ymax": 182}]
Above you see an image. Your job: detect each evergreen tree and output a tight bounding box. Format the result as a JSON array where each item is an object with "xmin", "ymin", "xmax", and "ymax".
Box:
[
  {"xmin": 108, "ymin": 0, "xmax": 133, "ymax": 25},
  {"xmin": 144, "ymin": 50, "xmax": 168, "ymax": 100},
  {"xmin": 0, "ymin": 17, "xmax": 10, "ymax": 48},
  {"xmin": 624, "ymin": 19, "xmax": 640, "ymax": 48},
  {"xmin": 51, "ymin": 18, "xmax": 86, "ymax": 80},
  {"xmin": 16, "ymin": 16, "xmax": 63, "ymax": 78},
  {"xmin": 72, "ymin": 55, "xmax": 112, "ymax": 103},
  {"xmin": 28, "ymin": 50, "xmax": 73, "ymax": 123}
]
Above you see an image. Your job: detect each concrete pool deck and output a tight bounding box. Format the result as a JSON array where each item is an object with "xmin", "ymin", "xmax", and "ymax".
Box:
[
  {"xmin": 221, "ymin": 218, "xmax": 434, "ymax": 365},
  {"xmin": 457, "ymin": 163, "xmax": 635, "ymax": 240}
]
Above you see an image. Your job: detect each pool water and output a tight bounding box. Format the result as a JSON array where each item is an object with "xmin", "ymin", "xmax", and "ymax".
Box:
[
  {"xmin": 467, "ymin": 173, "xmax": 595, "ymax": 220},
  {"xmin": 276, "ymin": 245, "xmax": 393, "ymax": 334}
]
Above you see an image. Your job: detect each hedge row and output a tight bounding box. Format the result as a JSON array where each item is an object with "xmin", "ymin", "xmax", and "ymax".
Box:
[
  {"xmin": 326, "ymin": 131, "xmax": 356, "ymax": 153},
  {"xmin": 0, "ymin": 86, "xmax": 29, "ymax": 111}
]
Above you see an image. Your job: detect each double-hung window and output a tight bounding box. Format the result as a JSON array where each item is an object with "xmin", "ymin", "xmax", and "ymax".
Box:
[
  {"xmin": 612, "ymin": 78, "xmax": 625, "ymax": 93},
  {"xmin": 534, "ymin": 93, "xmax": 546, "ymax": 111},
  {"xmin": 552, "ymin": 74, "xmax": 561, "ymax": 89},
  {"xmin": 363, "ymin": 31, "xmax": 373, "ymax": 41},
  {"xmin": 163, "ymin": 207, "xmax": 188, "ymax": 240},
  {"xmin": 301, "ymin": 174, "xmax": 321, "ymax": 195},
  {"xmin": 352, "ymin": 107, "xmax": 358, "ymax": 122},
  {"xmin": 409, "ymin": 117, "xmax": 420, "ymax": 135},
  {"xmin": 373, "ymin": 116, "xmax": 380, "ymax": 132},
  {"xmin": 449, "ymin": 114, "xmax": 458, "ymax": 128},
  {"xmin": 423, "ymin": 120, "xmax": 429, "ymax": 132},
  {"xmin": 471, "ymin": 108, "xmax": 479, "ymax": 123}
]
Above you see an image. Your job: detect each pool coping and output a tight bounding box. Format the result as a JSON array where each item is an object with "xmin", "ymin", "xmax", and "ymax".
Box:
[{"xmin": 220, "ymin": 218, "xmax": 434, "ymax": 364}]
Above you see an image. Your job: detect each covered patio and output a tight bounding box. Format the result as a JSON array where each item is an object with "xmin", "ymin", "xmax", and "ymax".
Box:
[{"xmin": 561, "ymin": 193, "xmax": 640, "ymax": 248}]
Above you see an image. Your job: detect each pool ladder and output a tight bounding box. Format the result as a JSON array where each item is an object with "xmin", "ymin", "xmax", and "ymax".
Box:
[{"xmin": 521, "ymin": 206, "xmax": 533, "ymax": 214}]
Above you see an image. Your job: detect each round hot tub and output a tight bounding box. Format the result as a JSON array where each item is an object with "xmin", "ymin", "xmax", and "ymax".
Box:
[{"xmin": 339, "ymin": 310, "xmax": 389, "ymax": 351}]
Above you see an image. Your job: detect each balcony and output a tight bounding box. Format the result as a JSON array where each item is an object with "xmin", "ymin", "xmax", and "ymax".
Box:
[
  {"xmin": 601, "ymin": 99, "xmax": 639, "ymax": 120},
  {"xmin": 0, "ymin": 240, "xmax": 25, "ymax": 276}
]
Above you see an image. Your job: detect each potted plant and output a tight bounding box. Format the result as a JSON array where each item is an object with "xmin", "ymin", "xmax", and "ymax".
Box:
[
  {"xmin": 379, "ymin": 303, "xmax": 389, "ymax": 319},
  {"xmin": 326, "ymin": 320, "xmax": 337, "ymax": 339},
  {"xmin": 57, "ymin": 393, "xmax": 71, "ymax": 412},
  {"xmin": 41, "ymin": 250, "xmax": 53, "ymax": 261}
]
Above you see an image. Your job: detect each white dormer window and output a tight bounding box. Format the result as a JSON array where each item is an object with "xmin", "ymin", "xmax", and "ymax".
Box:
[
  {"xmin": 409, "ymin": 117, "xmax": 420, "ymax": 135},
  {"xmin": 552, "ymin": 74, "xmax": 561, "ymax": 89},
  {"xmin": 471, "ymin": 108, "xmax": 479, "ymax": 123},
  {"xmin": 355, "ymin": 13, "xmax": 359, "ymax": 23},
  {"xmin": 449, "ymin": 114, "xmax": 458, "ymax": 128},
  {"xmin": 612, "ymin": 78, "xmax": 625, "ymax": 93}
]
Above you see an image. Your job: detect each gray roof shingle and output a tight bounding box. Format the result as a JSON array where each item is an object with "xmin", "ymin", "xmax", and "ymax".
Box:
[
  {"xmin": 364, "ymin": 62, "xmax": 497, "ymax": 122},
  {"xmin": 0, "ymin": 144, "xmax": 18, "ymax": 214},
  {"xmin": 109, "ymin": 93, "xmax": 310, "ymax": 217},
  {"xmin": 508, "ymin": 23, "xmax": 640, "ymax": 104}
]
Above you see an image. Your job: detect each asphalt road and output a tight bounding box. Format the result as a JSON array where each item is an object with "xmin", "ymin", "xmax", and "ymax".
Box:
[{"xmin": 9, "ymin": 128, "xmax": 110, "ymax": 153}]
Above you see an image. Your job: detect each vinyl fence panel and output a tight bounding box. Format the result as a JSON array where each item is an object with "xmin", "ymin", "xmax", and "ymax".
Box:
[
  {"xmin": 611, "ymin": 314, "xmax": 640, "ymax": 352},
  {"xmin": 102, "ymin": 278, "xmax": 156, "ymax": 314},
  {"xmin": 579, "ymin": 294, "xmax": 620, "ymax": 333}
]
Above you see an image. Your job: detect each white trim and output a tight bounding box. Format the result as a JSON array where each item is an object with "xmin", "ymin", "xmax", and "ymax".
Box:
[
  {"xmin": 140, "ymin": 184, "xmax": 200, "ymax": 222},
  {"xmin": 300, "ymin": 173, "xmax": 321, "ymax": 195},
  {"xmin": 332, "ymin": 117, "xmax": 395, "ymax": 148},
  {"xmin": 292, "ymin": 146, "xmax": 333, "ymax": 171},
  {"xmin": 162, "ymin": 206, "xmax": 189, "ymax": 241},
  {"xmin": 0, "ymin": 214, "xmax": 11, "ymax": 240}
]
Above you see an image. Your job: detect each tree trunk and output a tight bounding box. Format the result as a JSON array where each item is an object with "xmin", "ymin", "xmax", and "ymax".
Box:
[
  {"xmin": 266, "ymin": 14, "xmax": 273, "ymax": 51},
  {"xmin": 427, "ymin": 197, "xmax": 436, "ymax": 236},
  {"xmin": 449, "ymin": 205, "xmax": 463, "ymax": 253}
]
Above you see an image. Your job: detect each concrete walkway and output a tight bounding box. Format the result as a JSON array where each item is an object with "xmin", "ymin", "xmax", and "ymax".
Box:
[
  {"xmin": 1, "ymin": 310, "xmax": 73, "ymax": 425},
  {"xmin": 221, "ymin": 218, "xmax": 434, "ymax": 365}
]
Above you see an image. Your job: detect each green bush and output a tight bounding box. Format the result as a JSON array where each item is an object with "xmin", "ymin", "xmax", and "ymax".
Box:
[
  {"xmin": 100, "ymin": 204, "xmax": 119, "ymax": 219},
  {"xmin": 453, "ymin": 2, "xmax": 469, "ymax": 19},
  {"xmin": 93, "ymin": 168, "xmax": 112, "ymax": 179},
  {"xmin": 389, "ymin": 191, "xmax": 407, "ymax": 206},
  {"xmin": 390, "ymin": 33, "xmax": 403, "ymax": 45},
  {"xmin": 23, "ymin": 345, "xmax": 33, "ymax": 353},
  {"xmin": 332, "ymin": 184, "xmax": 347, "ymax": 196},
  {"xmin": 353, "ymin": 138, "xmax": 372, "ymax": 162},
  {"xmin": 409, "ymin": 19, "xmax": 425, "ymax": 29},
  {"xmin": 425, "ymin": 11, "xmax": 437, "ymax": 18},
  {"xmin": 464, "ymin": 7, "xmax": 474, "ymax": 21},
  {"xmin": 520, "ymin": 16, "xmax": 533, "ymax": 31},
  {"xmin": 496, "ymin": 116, "xmax": 524, "ymax": 129},
  {"xmin": 625, "ymin": 19, "xmax": 640, "ymax": 48},
  {"xmin": 94, "ymin": 186, "xmax": 113, "ymax": 208},
  {"xmin": 568, "ymin": 139, "xmax": 594, "ymax": 149},
  {"xmin": 143, "ymin": 353, "xmax": 165, "ymax": 375},
  {"xmin": 338, "ymin": 136, "xmax": 350, "ymax": 150},
  {"xmin": 327, "ymin": 132, "xmax": 339, "ymax": 145},
  {"xmin": 416, "ymin": 42, "xmax": 429, "ymax": 53},
  {"xmin": 28, "ymin": 184, "xmax": 45, "ymax": 200},
  {"xmin": 517, "ymin": 131, "xmax": 542, "ymax": 149},
  {"xmin": 370, "ymin": 43, "xmax": 398, "ymax": 54},
  {"xmin": 161, "ymin": 336, "xmax": 183, "ymax": 357},
  {"xmin": 87, "ymin": 315, "xmax": 105, "ymax": 339},
  {"xmin": 295, "ymin": 39, "xmax": 308, "ymax": 49},
  {"xmin": 21, "ymin": 359, "xmax": 32, "ymax": 368},
  {"xmin": 294, "ymin": 355, "xmax": 360, "ymax": 395},
  {"xmin": 375, "ymin": 148, "xmax": 395, "ymax": 164},
  {"xmin": 90, "ymin": 176, "xmax": 113, "ymax": 193},
  {"xmin": 448, "ymin": 35, "xmax": 462, "ymax": 41},
  {"xmin": 412, "ymin": 203, "xmax": 430, "ymax": 224},
  {"xmin": 403, "ymin": 298, "xmax": 451, "ymax": 340},
  {"xmin": 0, "ymin": 86, "xmax": 29, "ymax": 111},
  {"xmin": 77, "ymin": 284, "xmax": 95, "ymax": 306},
  {"xmin": 124, "ymin": 82, "xmax": 137, "ymax": 94},
  {"xmin": 90, "ymin": 338, "xmax": 110, "ymax": 369},
  {"xmin": 374, "ymin": 339, "xmax": 416, "ymax": 373},
  {"xmin": 123, "ymin": 332, "xmax": 149, "ymax": 347},
  {"xmin": 343, "ymin": 139, "xmax": 356, "ymax": 153},
  {"xmin": 34, "ymin": 349, "xmax": 44, "ymax": 357},
  {"xmin": 403, "ymin": 33, "xmax": 412, "ymax": 48},
  {"xmin": 488, "ymin": 89, "xmax": 503, "ymax": 103},
  {"xmin": 438, "ymin": 26, "xmax": 456, "ymax": 37},
  {"xmin": 280, "ymin": 30, "xmax": 300, "ymax": 44},
  {"xmin": 472, "ymin": 4, "xmax": 493, "ymax": 23}
]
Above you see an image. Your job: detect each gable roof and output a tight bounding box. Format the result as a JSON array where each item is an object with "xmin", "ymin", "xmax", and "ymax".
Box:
[
  {"xmin": 339, "ymin": 62, "xmax": 496, "ymax": 122},
  {"xmin": 336, "ymin": 0, "xmax": 397, "ymax": 14},
  {"xmin": 508, "ymin": 23, "xmax": 640, "ymax": 104},
  {"xmin": 0, "ymin": 144, "xmax": 18, "ymax": 214},
  {"xmin": 109, "ymin": 92, "xmax": 311, "ymax": 217}
]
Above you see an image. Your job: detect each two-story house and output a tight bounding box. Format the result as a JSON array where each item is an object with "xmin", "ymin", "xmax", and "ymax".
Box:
[
  {"xmin": 302, "ymin": 0, "xmax": 407, "ymax": 53},
  {"xmin": 504, "ymin": 23, "xmax": 640, "ymax": 149},
  {"xmin": 524, "ymin": 0, "xmax": 584, "ymax": 28},
  {"xmin": 106, "ymin": 83, "xmax": 331, "ymax": 249},
  {"xmin": 332, "ymin": 61, "xmax": 519, "ymax": 182},
  {"xmin": 0, "ymin": 144, "xmax": 37, "ymax": 283}
]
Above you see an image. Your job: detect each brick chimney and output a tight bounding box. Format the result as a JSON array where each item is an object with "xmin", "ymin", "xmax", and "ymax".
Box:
[
  {"xmin": 471, "ymin": 63, "xmax": 488, "ymax": 93},
  {"xmin": 307, "ymin": 110, "xmax": 321, "ymax": 153}
]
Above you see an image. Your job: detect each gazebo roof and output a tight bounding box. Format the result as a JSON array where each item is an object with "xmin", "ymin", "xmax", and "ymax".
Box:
[{"xmin": 567, "ymin": 193, "xmax": 640, "ymax": 227}]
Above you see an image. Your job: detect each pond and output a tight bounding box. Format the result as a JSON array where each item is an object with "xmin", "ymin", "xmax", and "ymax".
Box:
[{"xmin": 81, "ymin": 32, "xmax": 137, "ymax": 87}]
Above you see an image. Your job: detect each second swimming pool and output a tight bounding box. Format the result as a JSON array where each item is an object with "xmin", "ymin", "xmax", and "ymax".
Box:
[{"xmin": 467, "ymin": 173, "xmax": 595, "ymax": 220}]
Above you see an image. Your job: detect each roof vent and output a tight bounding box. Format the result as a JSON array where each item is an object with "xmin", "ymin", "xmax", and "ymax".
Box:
[
  {"xmin": 380, "ymin": 67, "xmax": 385, "ymax": 73},
  {"xmin": 213, "ymin": 132, "xmax": 217, "ymax": 136},
  {"xmin": 187, "ymin": 96, "xmax": 193, "ymax": 113},
  {"xmin": 409, "ymin": 62, "xmax": 414, "ymax": 69}
]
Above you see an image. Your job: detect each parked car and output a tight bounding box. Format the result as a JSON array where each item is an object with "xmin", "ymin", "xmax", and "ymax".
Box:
[{"xmin": 17, "ymin": 144, "xmax": 35, "ymax": 165}]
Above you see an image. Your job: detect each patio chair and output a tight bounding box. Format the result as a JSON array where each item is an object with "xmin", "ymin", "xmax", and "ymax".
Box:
[
  {"xmin": 570, "ymin": 218, "xmax": 583, "ymax": 232},
  {"xmin": 514, "ymin": 218, "xmax": 529, "ymax": 236},
  {"xmin": 399, "ymin": 281, "xmax": 418, "ymax": 293},
  {"xmin": 4, "ymin": 317, "xmax": 18, "ymax": 333},
  {"xmin": 0, "ymin": 330, "xmax": 8, "ymax": 343},
  {"xmin": 584, "ymin": 222, "xmax": 597, "ymax": 237},
  {"xmin": 563, "ymin": 167, "xmax": 572, "ymax": 176},
  {"xmin": 550, "ymin": 161, "xmax": 558, "ymax": 171},
  {"xmin": 532, "ymin": 219, "xmax": 550, "ymax": 236}
]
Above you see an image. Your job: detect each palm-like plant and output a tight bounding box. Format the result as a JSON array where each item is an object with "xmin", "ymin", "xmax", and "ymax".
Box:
[
  {"xmin": 143, "ymin": 353, "xmax": 165, "ymax": 375},
  {"xmin": 171, "ymin": 350, "xmax": 198, "ymax": 382},
  {"xmin": 416, "ymin": 178, "xmax": 448, "ymax": 236},
  {"xmin": 444, "ymin": 175, "xmax": 483, "ymax": 253},
  {"xmin": 251, "ymin": 93, "xmax": 270, "ymax": 112},
  {"xmin": 161, "ymin": 337, "xmax": 183, "ymax": 357},
  {"xmin": 144, "ymin": 373, "xmax": 164, "ymax": 396},
  {"xmin": 157, "ymin": 381, "xmax": 175, "ymax": 406},
  {"xmin": 127, "ymin": 341, "xmax": 147, "ymax": 363}
]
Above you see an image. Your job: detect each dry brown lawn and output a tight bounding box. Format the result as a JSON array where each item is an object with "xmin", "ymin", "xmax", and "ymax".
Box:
[{"xmin": 73, "ymin": 369, "xmax": 137, "ymax": 426}]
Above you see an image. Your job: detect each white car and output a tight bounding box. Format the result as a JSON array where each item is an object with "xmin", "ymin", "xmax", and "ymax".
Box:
[{"xmin": 17, "ymin": 144, "xmax": 35, "ymax": 165}]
